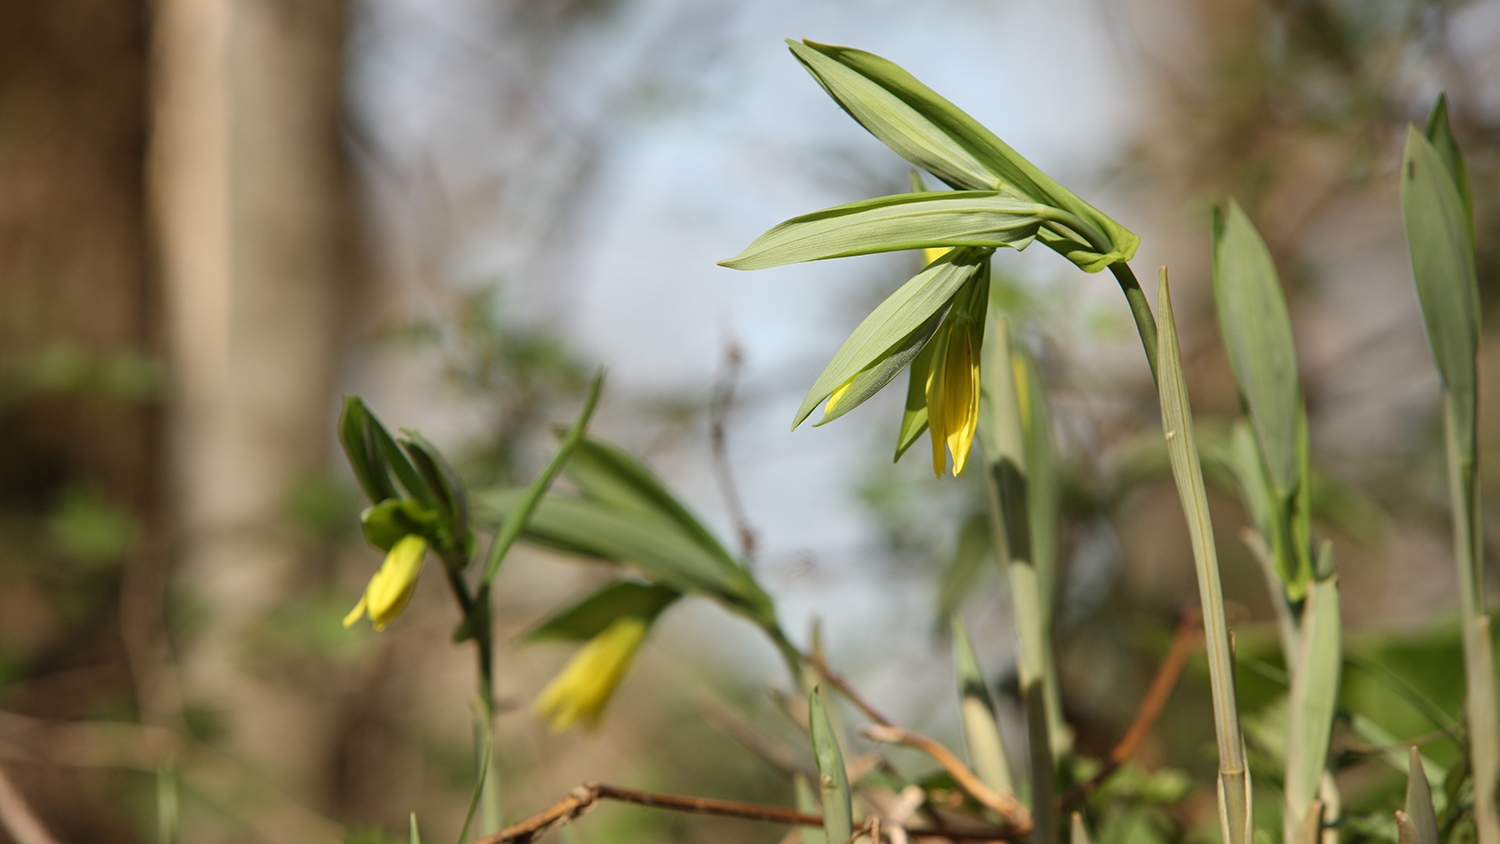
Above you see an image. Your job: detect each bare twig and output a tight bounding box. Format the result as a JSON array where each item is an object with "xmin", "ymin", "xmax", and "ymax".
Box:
[
  {"xmin": 0, "ymin": 763, "xmax": 62, "ymax": 844},
  {"xmin": 709, "ymin": 336, "xmax": 757, "ymax": 563},
  {"xmin": 1059, "ymin": 610, "xmax": 1201, "ymax": 811},
  {"xmin": 861, "ymin": 725, "xmax": 1032, "ymax": 835},
  {"xmin": 477, "ymin": 781, "xmax": 1026, "ymax": 844}
]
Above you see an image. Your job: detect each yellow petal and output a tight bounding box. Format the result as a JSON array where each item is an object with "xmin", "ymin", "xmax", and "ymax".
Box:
[
  {"xmin": 945, "ymin": 323, "xmax": 981, "ymax": 476},
  {"xmin": 342, "ymin": 595, "xmax": 368, "ymax": 628},
  {"xmin": 923, "ymin": 246, "xmax": 952, "ymax": 266},
  {"xmin": 822, "ymin": 375, "xmax": 857, "ymax": 419},
  {"xmin": 533, "ymin": 617, "xmax": 649, "ymax": 733},
  {"xmin": 351, "ymin": 535, "xmax": 428, "ymax": 632}
]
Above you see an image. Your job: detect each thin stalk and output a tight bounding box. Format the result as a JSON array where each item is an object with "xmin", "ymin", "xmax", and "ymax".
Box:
[
  {"xmin": 1155, "ymin": 269, "xmax": 1250, "ymax": 844},
  {"xmin": 1109, "ymin": 262, "xmax": 1159, "ymax": 385},
  {"xmin": 1443, "ymin": 393, "xmax": 1500, "ymax": 843}
]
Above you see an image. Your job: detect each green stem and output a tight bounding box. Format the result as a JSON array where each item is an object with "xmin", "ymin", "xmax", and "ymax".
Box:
[
  {"xmin": 1109, "ymin": 262, "xmax": 1159, "ymax": 384},
  {"xmin": 1443, "ymin": 394, "xmax": 1500, "ymax": 843}
]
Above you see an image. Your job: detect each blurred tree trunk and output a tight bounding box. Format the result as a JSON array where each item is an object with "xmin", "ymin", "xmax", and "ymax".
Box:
[
  {"xmin": 0, "ymin": 2, "xmax": 155, "ymax": 842},
  {"xmin": 151, "ymin": 0, "xmax": 353, "ymax": 840}
]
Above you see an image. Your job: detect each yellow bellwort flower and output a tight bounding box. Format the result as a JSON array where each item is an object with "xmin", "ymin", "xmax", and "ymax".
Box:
[
  {"xmin": 924, "ymin": 275, "xmax": 987, "ymax": 477},
  {"xmin": 344, "ymin": 534, "xmax": 428, "ymax": 631},
  {"xmin": 533, "ymin": 616, "xmax": 649, "ymax": 733}
]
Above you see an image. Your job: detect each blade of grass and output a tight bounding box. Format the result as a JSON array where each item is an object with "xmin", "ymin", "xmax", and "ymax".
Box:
[
  {"xmin": 482, "ymin": 370, "xmax": 604, "ymax": 586},
  {"xmin": 978, "ymin": 314, "xmax": 1059, "ymax": 844},
  {"xmin": 794, "ymin": 774, "xmax": 826, "ymax": 844},
  {"xmin": 953, "ymin": 615, "xmax": 1015, "ymax": 798},
  {"xmin": 1284, "ymin": 543, "xmax": 1342, "ymax": 844},
  {"xmin": 809, "ymin": 687, "xmax": 853, "ymax": 844},
  {"xmin": 1155, "ymin": 267, "xmax": 1251, "ymax": 844},
  {"xmin": 458, "ymin": 730, "xmax": 493, "ymax": 844}
]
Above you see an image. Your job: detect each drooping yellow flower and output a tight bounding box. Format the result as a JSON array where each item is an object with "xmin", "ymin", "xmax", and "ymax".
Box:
[
  {"xmin": 533, "ymin": 616, "xmax": 649, "ymax": 733},
  {"xmin": 344, "ymin": 534, "xmax": 428, "ymax": 631},
  {"xmin": 925, "ymin": 319, "xmax": 982, "ymax": 477}
]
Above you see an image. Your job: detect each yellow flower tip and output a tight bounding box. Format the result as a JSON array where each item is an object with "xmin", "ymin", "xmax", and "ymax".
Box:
[
  {"xmin": 925, "ymin": 321, "xmax": 981, "ymax": 478},
  {"xmin": 347, "ymin": 534, "xmax": 428, "ymax": 632},
  {"xmin": 822, "ymin": 376, "xmax": 856, "ymax": 421},
  {"xmin": 342, "ymin": 595, "xmax": 368, "ymax": 628},
  {"xmin": 532, "ymin": 616, "xmax": 650, "ymax": 733},
  {"xmin": 923, "ymin": 246, "xmax": 952, "ymax": 266}
]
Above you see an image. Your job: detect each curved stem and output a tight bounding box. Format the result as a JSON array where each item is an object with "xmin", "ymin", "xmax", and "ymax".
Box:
[{"xmin": 1109, "ymin": 262, "xmax": 1159, "ymax": 384}]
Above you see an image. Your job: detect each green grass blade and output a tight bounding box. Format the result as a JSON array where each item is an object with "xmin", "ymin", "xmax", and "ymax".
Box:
[
  {"xmin": 719, "ymin": 191, "xmax": 1043, "ymax": 270},
  {"xmin": 1156, "ymin": 267, "xmax": 1250, "ymax": 844},
  {"xmin": 1402, "ymin": 126, "xmax": 1478, "ymax": 457},
  {"xmin": 809, "ymin": 687, "xmax": 853, "ymax": 844},
  {"xmin": 979, "ymin": 314, "xmax": 1060, "ymax": 844},
  {"xmin": 953, "ymin": 615, "xmax": 1015, "ymax": 797},
  {"xmin": 1424, "ymin": 95, "xmax": 1473, "ymax": 239},
  {"xmin": 794, "ymin": 773, "xmax": 827, "ymax": 844},
  {"xmin": 1284, "ymin": 543, "xmax": 1342, "ymax": 844},
  {"xmin": 410, "ymin": 813, "xmax": 422, "ymax": 844},
  {"xmin": 456, "ymin": 728, "xmax": 492, "ymax": 844},
  {"xmin": 1404, "ymin": 746, "xmax": 1440, "ymax": 844},
  {"xmin": 156, "ymin": 761, "xmax": 179, "ymax": 844},
  {"xmin": 1211, "ymin": 201, "xmax": 1309, "ymax": 596},
  {"xmin": 481, "ymin": 370, "xmax": 603, "ymax": 586}
]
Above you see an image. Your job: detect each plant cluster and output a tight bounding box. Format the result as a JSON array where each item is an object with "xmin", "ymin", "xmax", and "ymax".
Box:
[{"xmin": 332, "ymin": 41, "xmax": 1497, "ymax": 844}]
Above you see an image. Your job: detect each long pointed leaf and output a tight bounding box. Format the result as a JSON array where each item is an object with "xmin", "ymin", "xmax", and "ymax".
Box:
[
  {"xmin": 1284, "ymin": 544, "xmax": 1342, "ymax": 844},
  {"xmin": 953, "ymin": 615, "xmax": 1014, "ymax": 797},
  {"xmin": 1157, "ymin": 268, "xmax": 1250, "ymax": 844},
  {"xmin": 721, "ymin": 191, "xmax": 1042, "ymax": 270},
  {"xmin": 809, "ymin": 687, "xmax": 853, "ymax": 844},
  {"xmin": 521, "ymin": 580, "xmax": 681, "ymax": 643},
  {"xmin": 788, "ymin": 40, "xmax": 1139, "ymax": 273}
]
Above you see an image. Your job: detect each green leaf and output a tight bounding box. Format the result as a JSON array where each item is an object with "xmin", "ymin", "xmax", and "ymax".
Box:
[
  {"xmin": 1402, "ymin": 746, "xmax": 1439, "ymax": 844},
  {"xmin": 1283, "ymin": 543, "xmax": 1341, "ymax": 844},
  {"xmin": 566, "ymin": 437, "xmax": 737, "ymax": 566},
  {"xmin": 1402, "ymin": 125, "xmax": 1479, "ymax": 456},
  {"xmin": 787, "ymin": 40, "xmax": 1139, "ymax": 273},
  {"xmin": 482, "ymin": 370, "xmax": 604, "ymax": 586},
  {"xmin": 521, "ymin": 580, "xmax": 681, "ymax": 643},
  {"xmin": 794, "ymin": 773, "xmax": 826, "ymax": 844},
  {"xmin": 1156, "ymin": 268, "xmax": 1250, "ymax": 844},
  {"xmin": 792, "ymin": 247, "xmax": 988, "ymax": 429},
  {"xmin": 893, "ymin": 338, "xmax": 935, "ymax": 461},
  {"xmin": 1211, "ymin": 200, "xmax": 1301, "ymax": 503},
  {"xmin": 477, "ymin": 491, "xmax": 774, "ymax": 626},
  {"xmin": 409, "ymin": 814, "xmax": 422, "ymax": 844},
  {"xmin": 1015, "ymin": 338, "xmax": 1060, "ymax": 629},
  {"xmin": 953, "ymin": 615, "xmax": 1014, "ymax": 797},
  {"xmin": 360, "ymin": 498, "xmax": 439, "ymax": 551},
  {"xmin": 455, "ymin": 731, "xmax": 491, "ymax": 844},
  {"xmin": 720, "ymin": 191, "xmax": 1042, "ymax": 271},
  {"xmin": 399, "ymin": 429, "xmax": 471, "ymax": 556},
  {"xmin": 339, "ymin": 397, "xmax": 399, "ymax": 503},
  {"xmin": 1424, "ymin": 95, "xmax": 1472, "ymax": 239},
  {"xmin": 809, "ymin": 687, "xmax": 853, "ymax": 844}
]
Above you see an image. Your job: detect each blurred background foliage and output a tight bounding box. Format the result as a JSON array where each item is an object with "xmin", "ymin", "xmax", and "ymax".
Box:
[{"xmin": 0, "ymin": 1, "xmax": 1497, "ymax": 843}]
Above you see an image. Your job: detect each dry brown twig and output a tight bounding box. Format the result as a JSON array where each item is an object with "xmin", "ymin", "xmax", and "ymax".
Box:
[
  {"xmin": 861, "ymin": 724, "xmax": 1033, "ymax": 835},
  {"xmin": 477, "ymin": 781, "xmax": 1026, "ymax": 844}
]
